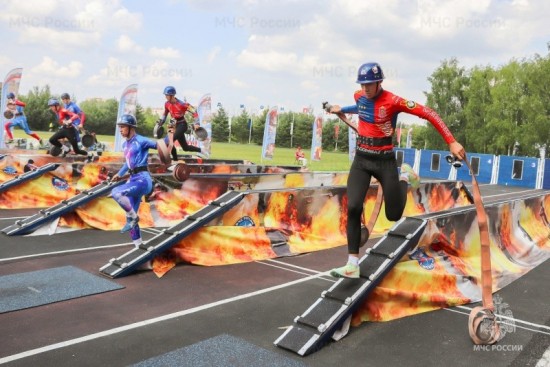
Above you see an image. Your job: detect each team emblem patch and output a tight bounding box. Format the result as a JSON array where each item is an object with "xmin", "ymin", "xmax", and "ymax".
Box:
[
  {"xmin": 3, "ymin": 166, "xmax": 17, "ymax": 175},
  {"xmin": 409, "ymin": 248, "xmax": 435, "ymax": 270},
  {"xmin": 235, "ymin": 216, "xmax": 255, "ymax": 227},
  {"xmin": 51, "ymin": 176, "xmax": 69, "ymax": 191},
  {"xmin": 378, "ymin": 106, "xmax": 387, "ymax": 119},
  {"xmin": 405, "ymin": 100, "xmax": 417, "ymax": 109}
]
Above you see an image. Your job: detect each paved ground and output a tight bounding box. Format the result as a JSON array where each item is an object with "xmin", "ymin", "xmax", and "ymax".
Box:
[{"xmin": 0, "ymin": 183, "xmax": 548, "ymax": 367}]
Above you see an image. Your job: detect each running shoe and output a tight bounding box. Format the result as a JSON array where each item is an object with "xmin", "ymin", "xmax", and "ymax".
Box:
[
  {"xmin": 400, "ymin": 163, "xmax": 420, "ymax": 189},
  {"xmin": 329, "ymin": 263, "xmax": 360, "ymax": 279}
]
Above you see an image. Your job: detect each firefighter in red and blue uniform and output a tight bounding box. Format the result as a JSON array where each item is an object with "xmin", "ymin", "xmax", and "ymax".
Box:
[
  {"xmin": 156, "ymin": 86, "xmax": 204, "ymax": 161},
  {"xmin": 4, "ymin": 92, "xmax": 42, "ymax": 145},
  {"xmin": 47, "ymin": 98, "xmax": 91, "ymax": 158},
  {"xmin": 61, "ymin": 93, "xmax": 86, "ymax": 141},
  {"xmin": 327, "ymin": 62, "xmax": 465, "ymax": 278}
]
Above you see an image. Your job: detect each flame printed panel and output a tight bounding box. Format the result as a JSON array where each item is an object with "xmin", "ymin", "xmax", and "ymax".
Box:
[
  {"xmin": 3, "ymin": 153, "xmax": 548, "ymax": 323},
  {"xmin": 352, "ymin": 194, "xmax": 550, "ymax": 323}
]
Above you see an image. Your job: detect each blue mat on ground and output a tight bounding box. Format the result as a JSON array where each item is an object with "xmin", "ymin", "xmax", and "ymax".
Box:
[
  {"xmin": 0, "ymin": 265, "xmax": 124, "ymax": 314},
  {"xmin": 132, "ymin": 334, "xmax": 306, "ymax": 367}
]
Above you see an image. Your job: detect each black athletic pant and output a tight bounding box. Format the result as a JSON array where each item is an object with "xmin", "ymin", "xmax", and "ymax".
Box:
[
  {"xmin": 346, "ymin": 152, "xmax": 408, "ymax": 254},
  {"xmin": 171, "ymin": 122, "xmax": 200, "ymax": 161},
  {"xmin": 49, "ymin": 126, "xmax": 88, "ymax": 156}
]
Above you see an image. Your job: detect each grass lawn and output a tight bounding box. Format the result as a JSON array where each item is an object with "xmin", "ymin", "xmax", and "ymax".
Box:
[{"xmin": 10, "ymin": 130, "xmax": 352, "ymax": 172}]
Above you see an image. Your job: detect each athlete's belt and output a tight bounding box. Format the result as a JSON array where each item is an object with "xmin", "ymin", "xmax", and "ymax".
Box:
[
  {"xmin": 175, "ymin": 118, "xmax": 186, "ymax": 124},
  {"xmin": 128, "ymin": 166, "xmax": 148, "ymax": 175},
  {"xmin": 356, "ymin": 147, "xmax": 394, "ymax": 157},
  {"xmin": 357, "ymin": 136, "xmax": 392, "ymax": 147}
]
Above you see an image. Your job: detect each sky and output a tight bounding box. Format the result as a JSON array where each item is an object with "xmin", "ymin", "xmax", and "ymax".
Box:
[{"xmin": 0, "ymin": 0, "xmax": 549, "ymax": 124}]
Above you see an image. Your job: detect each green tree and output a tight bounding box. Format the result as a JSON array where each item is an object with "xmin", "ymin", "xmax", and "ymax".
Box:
[
  {"xmin": 424, "ymin": 58, "xmax": 468, "ymax": 150},
  {"xmin": 520, "ymin": 54, "xmax": 550, "ymax": 157},
  {"xmin": 19, "ymin": 85, "xmax": 54, "ymax": 131},
  {"xmin": 139, "ymin": 106, "xmax": 161, "ymax": 138},
  {"xmin": 486, "ymin": 60, "xmax": 525, "ymax": 155},
  {"xmin": 79, "ymin": 98, "xmax": 118, "ymax": 135},
  {"xmin": 211, "ymin": 106, "xmax": 230, "ymax": 142},
  {"xmin": 230, "ymin": 109, "xmax": 251, "ymax": 143},
  {"xmin": 463, "ymin": 66, "xmax": 494, "ymax": 153}
]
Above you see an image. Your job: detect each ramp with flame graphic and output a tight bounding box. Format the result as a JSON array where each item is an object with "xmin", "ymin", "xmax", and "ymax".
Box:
[
  {"xmin": 1, "ymin": 180, "xmax": 125, "ymax": 236},
  {"xmin": 274, "ymin": 216, "xmax": 427, "ymax": 356},
  {"xmin": 99, "ymin": 190, "xmax": 246, "ymax": 278},
  {"xmin": 0, "ymin": 163, "xmax": 60, "ymax": 194}
]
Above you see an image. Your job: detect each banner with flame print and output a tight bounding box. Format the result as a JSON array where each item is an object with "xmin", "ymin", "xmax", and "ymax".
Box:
[
  {"xmin": 1, "ymin": 152, "xmax": 548, "ymax": 323},
  {"xmin": 351, "ymin": 195, "xmax": 550, "ymax": 324}
]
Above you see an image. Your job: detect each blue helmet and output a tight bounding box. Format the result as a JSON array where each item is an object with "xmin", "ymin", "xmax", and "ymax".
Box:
[
  {"xmin": 356, "ymin": 62, "xmax": 385, "ymax": 84},
  {"xmin": 6, "ymin": 92, "xmax": 15, "ymax": 99},
  {"xmin": 163, "ymin": 86, "xmax": 176, "ymax": 96},
  {"xmin": 117, "ymin": 114, "xmax": 137, "ymax": 128},
  {"xmin": 61, "ymin": 93, "xmax": 70, "ymax": 100},
  {"xmin": 48, "ymin": 98, "xmax": 60, "ymax": 107}
]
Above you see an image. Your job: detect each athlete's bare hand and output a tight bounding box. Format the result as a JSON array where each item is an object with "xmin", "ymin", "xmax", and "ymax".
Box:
[{"xmin": 449, "ymin": 141, "xmax": 466, "ymax": 161}]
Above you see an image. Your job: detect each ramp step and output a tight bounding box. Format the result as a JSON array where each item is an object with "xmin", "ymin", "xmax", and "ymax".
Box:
[
  {"xmin": 389, "ymin": 217, "xmax": 426, "ymax": 238},
  {"xmin": 0, "ymin": 163, "xmax": 60, "ymax": 194},
  {"xmin": 368, "ymin": 235, "xmax": 410, "ymax": 258},
  {"xmin": 1, "ymin": 180, "xmax": 125, "ymax": 236},
  {"xmin": 323, "ymin": 277, "xmax": 373, "ymax": 305},
  {"xmin": 295, "ymin": 298, "xmax": 347, "ymax": 332},
  {"xmin": 359, "ymin": 253, "xmax": 391, "ymax": 279},
  {"xmin": 274, "ymin": 326, "xmax": 321, "ymax": 356},
  {"xmin": 99, "ymin": 190, "xmax": 246, "ymax": 278},
  {"xmin": 275, "ymin": 217, "xmax": 428, "ymax": 356}
]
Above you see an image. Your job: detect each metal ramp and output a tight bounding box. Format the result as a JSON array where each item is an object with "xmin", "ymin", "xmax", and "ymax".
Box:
[
  {"xmin": 99, "ymin": 190, "xmax": 246, "ymax": 278},
  {"xmin": 1, "ymin": 180, "xmax": 125, "ymax": 236},
  {"xmin": 274, "ymin": 216, "xmax": 427, "ymax": 356},
  {"xmin": 0, "ymin": 163, "xmax": 60, "ymax": 194}
]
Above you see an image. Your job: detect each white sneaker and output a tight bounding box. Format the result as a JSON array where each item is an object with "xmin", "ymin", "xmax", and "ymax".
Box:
[
  {"xmin": 196, "ymin": 151, "xmax": 209, "ymax": 159},
  {"xmin": 61, "ymin": 145, "xmax": 71, "ymax": 158}
]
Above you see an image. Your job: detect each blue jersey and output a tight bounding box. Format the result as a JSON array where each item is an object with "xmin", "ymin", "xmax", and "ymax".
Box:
[
  {"xmin": 15, "ymin": 104, "xmax": 24, "ymax": 115},
  {"xmin": 117, "ymin": 134, "xmax": 157, "ymax": 176},
  {"xmin": 63, "ymin": 101, "xmax": 84, "ymax": 126}
]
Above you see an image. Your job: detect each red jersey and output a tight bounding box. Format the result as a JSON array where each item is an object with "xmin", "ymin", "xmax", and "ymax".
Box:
[
  {"xmin": 162, "ymin": 98, "xmax": 198, "ymax": 122},
  {"xmin": 341, "ymin": 89, "xmax": 455, "ymax": 151},
  {"xmin": 55, "ymin": 108, "xmax": 79, "ymax": 127}
]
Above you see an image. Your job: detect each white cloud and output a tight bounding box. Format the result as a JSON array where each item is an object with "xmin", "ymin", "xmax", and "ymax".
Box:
[
  {"xmin": 4, "ymin": 0, "xmax": 550, "ymax": 114},
  {"xmin": 87, "ymin": 57, "xmax": 132, "ymax": 86},
  {"xmin": 207, "ymin": 46, "xmax": 222, "ymax": 64},
  {"xmin": 30, "ymin": 56, "xmax": 83, "ymax": 78},
  {"xmin": 0, "ymin": 0, "xmax": 141, "ymax": 49},
  {"xmin": 300, "ymin": 80, "xmax": 318, "ymax": 91},
  {"xmin": 230, "ymin": 78, "xmax": 249, "ymax": 88},
  {"xmin": 75, "ymin": 0, "xmax": 142, "ymax": 32},
  {"xmin": 148, "ymin": 47, "xmax": 181, "ymax": 59},
  {"xmin": 237, "ymin": 49, "xmax": 299, "ymax": 72},
  {"xmin": 117, "ymin": 35, "xmax": 143, "ymax": 53}
]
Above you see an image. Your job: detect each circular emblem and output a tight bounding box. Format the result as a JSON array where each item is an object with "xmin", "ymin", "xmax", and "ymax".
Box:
[
  {"xmin": 235, "ymin": 216, "xmax": 255, "ymax": 227},
  {"xmin": 406, "ymin": 100, "xmax": 417, "ymax": 109},
  {"xmin": 3, "ymin": 166, "xmax": 17, "ymax": 175},
  {"xmin": 51, "ymin": 176, "xmax": 69, "ymax": 191}
]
